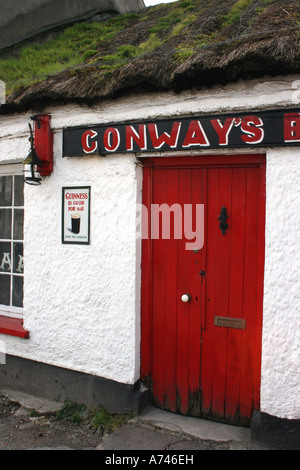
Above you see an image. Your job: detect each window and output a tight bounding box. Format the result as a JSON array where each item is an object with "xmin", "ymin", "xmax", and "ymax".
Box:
[{"xmin": 0, "ymin": 168, "xmax": 24, "ymax": 318}]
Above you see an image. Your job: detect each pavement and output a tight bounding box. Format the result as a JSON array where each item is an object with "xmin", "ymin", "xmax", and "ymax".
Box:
[
  {"xmin": 97, "ymin": 406, "xmax": 267, "ymax": 451},
  {"xmin": 0, "ymin": 389, "xmax": 269, "ymax": 451}
]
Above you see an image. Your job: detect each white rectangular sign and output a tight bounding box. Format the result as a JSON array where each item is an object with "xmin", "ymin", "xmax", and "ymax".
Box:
[{"xmin": 62, "ymin": 187, "xmax": 90, "ymax": 245}]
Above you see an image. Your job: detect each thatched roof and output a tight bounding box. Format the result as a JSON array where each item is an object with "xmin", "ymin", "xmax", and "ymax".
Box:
[{"xmin": 2, "ymin": 0, "xmax": 300, "ymax": 113}]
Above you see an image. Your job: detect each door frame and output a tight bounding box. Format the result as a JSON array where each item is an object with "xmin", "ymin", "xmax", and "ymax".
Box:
[{"xmin": 140, "ymin": 154, "xmax": 266, "ymax": 417}]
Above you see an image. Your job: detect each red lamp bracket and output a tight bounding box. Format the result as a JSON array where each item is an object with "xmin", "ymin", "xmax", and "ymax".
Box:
[{"xmin": 31, "ymin": 114, "xmax": 53, "ymax": 177}]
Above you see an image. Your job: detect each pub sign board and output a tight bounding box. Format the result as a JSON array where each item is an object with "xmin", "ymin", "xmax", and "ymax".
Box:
[
  {"xmin": 63, "ymin": 109, "xmax": 300, "ymax": 157},
  {"xmin": 62, "ymin": 186, "xmax": 90, "ymax": 245}
]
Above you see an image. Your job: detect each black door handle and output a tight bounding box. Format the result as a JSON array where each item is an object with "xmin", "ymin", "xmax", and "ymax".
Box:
[{"xmin": 218, "ymin": 206, "xmax": 229, "ymax": 235}]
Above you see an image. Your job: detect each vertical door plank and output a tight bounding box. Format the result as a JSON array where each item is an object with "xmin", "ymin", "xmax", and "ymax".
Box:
[
  {"xmin": 176, "ymin": 168, "xmax": 192, "ymax": 414},
  {"xmin": 211, "ymin": 168, "xmax": 232, "ymax": 419},
  {"xmin": 225, "ymin": 167, "xmax": 246, "ymax": 420},
  {"xmin": 188, "ymin": 168, "xmax": 206, "ymax": 414},
  {"xmin": 239, "ymin": 167, "xmax": 260, "ymax": 418},
  {"xmin": 200, "ymin": 168, "xmax": 218, "ymax": 416},
  {"xmin": 163, "ymin": 168, "xmax": 179, "ymax": 412}
]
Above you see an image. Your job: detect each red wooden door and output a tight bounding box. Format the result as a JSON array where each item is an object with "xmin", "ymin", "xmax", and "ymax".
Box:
[{"xmin": 141, "ymin": 155, "xmax": 266, "ymax": 425}]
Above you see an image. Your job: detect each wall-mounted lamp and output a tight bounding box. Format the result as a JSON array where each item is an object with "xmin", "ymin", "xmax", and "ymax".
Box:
[
  {"xmin": 23, "ymin": 114, "xmax": 53, "ymax": 185},
  {"xmin": 23, "ymin": 123, "xmax": 42, "ymax": 185}
]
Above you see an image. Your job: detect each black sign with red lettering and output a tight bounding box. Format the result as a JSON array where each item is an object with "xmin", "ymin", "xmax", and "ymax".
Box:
[{"xmin": 62, "ymin": 109, "xmax": 300, "ymax": 156}]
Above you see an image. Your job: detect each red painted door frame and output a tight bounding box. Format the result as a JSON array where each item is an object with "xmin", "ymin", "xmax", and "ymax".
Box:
[{"xmin": 141, "ymin": 154, "xmax": 266, "ymax": 425}]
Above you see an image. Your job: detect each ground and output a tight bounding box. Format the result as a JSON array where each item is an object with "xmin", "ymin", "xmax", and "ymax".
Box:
[
  {"xmin": 0, "ymin": 395, "xmax": 116, "ymax": 450},
  {"xmin": 0, "ymin": 395, "xmax": 272, "ymax": 451}
]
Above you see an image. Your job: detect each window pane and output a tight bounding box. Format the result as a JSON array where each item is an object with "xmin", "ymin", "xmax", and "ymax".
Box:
[
  {"xmin": 0, "ymin": 274, "xmax": 10, "ymax": 306},
  {"xmin": 0, "ymin": 242, "xmax": 11, "ymax": 273},
  {"xmin": 13, "ymin": 209, "xmax": 24, "ymax": 240},
  {"xmin": 14, "ymin": 175, "xmax": 24, "ymax": 207},
  {"xmin": 14, "ymin": 243, "xmax": 24, "ymax": 274},
  {"xmin": 13, "ymin": 243, "xmax": 23, "ymax": 274},
  {"xmin": 0, "ymin": 209, "xmax": 12, "ymax": 239},
  {"xmin": 12, "ymin": 276, "xmax": 23, "ymax": 308},
  {"xmin": 0, "ymin": 176, "xmax": 12, "ymax": 206}
]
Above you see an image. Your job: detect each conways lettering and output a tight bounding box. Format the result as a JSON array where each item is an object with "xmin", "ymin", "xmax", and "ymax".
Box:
[{"xmin": 62, "ymin": 109, "xmax": 300, "ymax": 157}]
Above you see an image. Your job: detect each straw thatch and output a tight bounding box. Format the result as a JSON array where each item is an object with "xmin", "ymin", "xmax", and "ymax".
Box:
[{"xmin": 3, "ymin": 0, "xmax": 300, "ymax": 112}]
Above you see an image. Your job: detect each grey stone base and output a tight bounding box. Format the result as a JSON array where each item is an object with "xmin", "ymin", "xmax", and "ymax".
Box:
[
  {"xmin": 0, "ymin": 355, "xmax": 150, "ymax": 415},
  {"xmin": 1, "ymin": 355, "xmax": 299, "ymax": 449},
  {"xmin": 251, "ymin": 409, "xmax": 300, "ymax": 450}
]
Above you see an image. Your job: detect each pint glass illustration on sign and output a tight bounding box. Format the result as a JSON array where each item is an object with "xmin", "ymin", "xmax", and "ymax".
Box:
[
  {"xmin": 62, "ymin": 187, "xmax": 90, "ymax": 244},
  {"xmin": 71, "ymin": 213, "xmax": 81, "ymax": 234}
]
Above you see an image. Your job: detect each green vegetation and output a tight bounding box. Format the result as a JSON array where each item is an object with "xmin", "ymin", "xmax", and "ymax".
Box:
[
  {"xmin": 56, "ymin": 401, "xmax": 129, "ymax": 433},
  {"xmin": 0, "ymin": 2, "xmax": 197, "ymax": 94},
  {"xmin": 139, "ymin": 33, "xmax": 163, "ymax": 53},
  {"xmin": 56, "ymin": 401, "xmax": 87, "ymax": 424},
  {"xmin": 0, "ymin": 13, "xmax": 139, "ymax": 94},
  {"xmin": 171, "ymin": 14, "xmax": 197, "ymax": 36},
  {"xmin": 90, "ymin": 407, "xmax": 128, "ymax": 433},
  {"xmin": 173, "ymin": 0, "xmax": 271, "ymax": 64},
  {"xmin": 0, "ymin": 1, "xmax": 213, "ymax": 95},
  {"xmin": 150, "ymin": 1, "xmax": 197, "ymax": 36},
  {"xmin": 255, "ymin": 0, "xmax": 273, "ymax": 14},
  {"xmin": 173, "ymin": 31, "xmax": 218, "ymax": 63},
  {"xmin": 73, "ymin": 4, "xmax": 198, "ymax": 74},
  {"xmin": 99, "ymin": 44, "xmax": 140, "ymax": 70},
  {"xmin": 94, "ymin": 32, "xmax": 163, "ymax": 74},
  {"xmin": 222, "ymin": 0, "xmax": 254, "ymax": 25},
  {"xmin": 0, "ymin": 0, "xmax": 277, "ymax": 96},
  {"xmin": 150, "ymin": 10, "xmax": 183, "ymax": 33},
  {"xmin": 178, "ymin": 1, "xmax": 197, "ymax": 9}
]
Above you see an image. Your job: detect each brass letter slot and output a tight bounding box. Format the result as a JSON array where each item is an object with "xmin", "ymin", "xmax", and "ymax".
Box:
[{"xmin": 214, "ymin": 316, "xmax": 246, "ymax": 330}]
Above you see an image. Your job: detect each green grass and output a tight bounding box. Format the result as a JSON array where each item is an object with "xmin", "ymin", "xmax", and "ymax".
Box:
[
  {"xmin": 56, "ymin": 401, "xmax": 87, "ymax": 424},
  {"xmin": 149, "ymin": 2, "xmax": 197, "ymax": 36},
  {"xmin": 56, "ymin": 401, "xmax": 129, "ymax": 433},
  {"xmin": 222, "ymin": 0, "xmax": 254, "ymax": 25},
  {"xmin": 92, "ymin": 33, "xmax": 161, "ymax": 74},
  {"xmin": 173, "ymin": 31, "xmax": 218, "ymax": 63},
  {"xmin": 91, "ymin": 407, "xmax": 128, "ymax": 433},
  {"xmin": 150, "ymin": 10, "xmax": 182, "ymax": 34},
  {"xmin": 0, "ymin": 13, "xmax": 139, "ymax": 94},
  {"xmin": 0, "ymin": 4, "xmax": 191, "ymax": 95},
  {"xmin": 255, "ymin": 0, "xmax": 274, "ymax": 14},
  {"xmin": 139, "ymin": 33, "xmax": 163, "ymax": 53},
  {"xmin": 171, "ymin": 14, "xmax": 197, "ymax": 36},
  {"xmin": 91, "ymin": 31, "xmax": 164, "ymax": 74},
  {"xmin": 0, "ymin": 1, "xmax": 204, "ymax": 96},
  {"xmin": 1, "ymin": 0, "xmax": 265, "ymax": 96}
]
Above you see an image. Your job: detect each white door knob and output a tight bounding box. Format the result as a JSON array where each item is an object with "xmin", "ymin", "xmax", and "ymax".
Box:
[{"xmin": 181, "ymin": 294, "xmax": 191, "ymax": 303}]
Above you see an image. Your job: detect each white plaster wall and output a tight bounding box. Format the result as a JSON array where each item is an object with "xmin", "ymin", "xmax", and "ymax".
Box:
[
  {"xmin": 0, "ymin": 75, "xmax": 299, "ymax": 417},
  {"xmin": 0, "ymin": 120, "xmax": 142, "ymax": 385},
  {"xmin": 261, "ymin": 148, "xmax": 300, "ymax": 419},
  {"xmin": 23, "ymin": 138, "xmax": 141, "ymax": 384}
]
